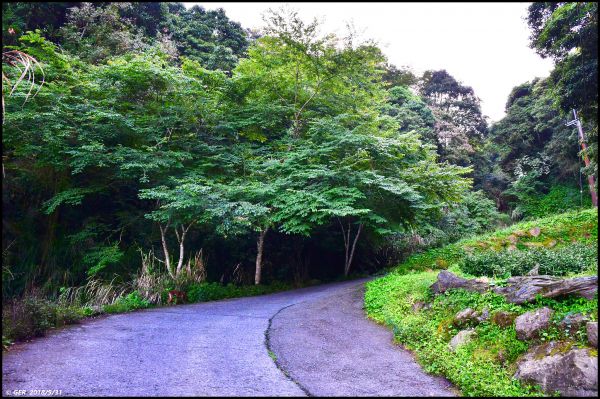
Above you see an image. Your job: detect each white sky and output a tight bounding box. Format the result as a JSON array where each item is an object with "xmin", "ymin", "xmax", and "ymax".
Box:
[{"xmin": 185, "ymin": 2, "xmax": 554, "ymax": 122}]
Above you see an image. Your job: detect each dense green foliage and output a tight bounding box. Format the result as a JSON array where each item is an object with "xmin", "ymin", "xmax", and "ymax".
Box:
[
  {"xmin": 2, "ymin": 2, "xmax": 248, "ymax": 69},
  {"xmin": 390, "ymin": 208, "xmax": 597, "ymax": 278},
  {"xmin": 2, "ymin": 4, "xmax": 475, "ymax": 304},
  {"xmin": 486, "ymin": 78, "xmax": 589, "ymax": 215},
  {"xmin": 460, "ymin": 242, "xmax": 598, "ymax": 279}
]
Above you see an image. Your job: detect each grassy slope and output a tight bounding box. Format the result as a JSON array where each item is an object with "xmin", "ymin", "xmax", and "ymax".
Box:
[
  {"xmin": 364, "ymin": 208, "xmax": 598, "ymax": 397},
  {"xmin": 393, "ymin": 208, "xmax": 597, "ymax": 275}
]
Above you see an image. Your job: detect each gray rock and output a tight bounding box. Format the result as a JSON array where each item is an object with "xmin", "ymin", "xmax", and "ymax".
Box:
[
  {"xmin": 493, "ymin": 275, "xmax": 597, "ymax": 305},
  {"xmin": 558, "ymin": 313, "xmax": 589, "ymax": 335},
  {"xmin": 587, "ymin": 322, "xmax": 598, "ymax": 348},
  {"xmin": 430, "ymin": 270, "xmax": 489, "ymax": 295},
  {"xmin": 515, "ymin": 341, "xmax": 598, "ymax": 397},
  {"xmin": 492, "ymin": 311, "xmax": 517, "ymax": 328},
  {"xmin": 454, "ymin": 308, "xmax": 478, "ymax": 325},
  {"xmin": 448, "ymin": 329, "xmax": 476, "ymax": 352},
  {"xmin": 515, "ymin": 307, "xmax": 554, "ymax": 341},
  {"xmin": 454, "ymin": 307, "xmax": 490, "ymax": 327}
]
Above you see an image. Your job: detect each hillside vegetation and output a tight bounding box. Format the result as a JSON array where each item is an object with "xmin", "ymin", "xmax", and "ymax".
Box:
[{"xmin": 365, "ymin": 208, "xmax": 598, "ymax": 396}]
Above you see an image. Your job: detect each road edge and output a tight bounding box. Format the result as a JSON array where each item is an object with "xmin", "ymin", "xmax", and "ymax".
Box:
[{"xmin": 265, "ymin": 303, "xmax": 312, "ymax": 397}]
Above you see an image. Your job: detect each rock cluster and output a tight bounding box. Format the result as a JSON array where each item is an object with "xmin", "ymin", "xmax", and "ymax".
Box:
[
  {"xmin": 429, "ymin": 271, "xmax": 597, "ymax": 305},
  {"xmin": 430, "ymin": 271, "xmax": 598, "ymax": 397}
]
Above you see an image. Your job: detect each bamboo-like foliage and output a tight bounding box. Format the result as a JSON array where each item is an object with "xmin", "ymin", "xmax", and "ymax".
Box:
[
  {"xmin": 58, "ymin": 278, "xmax": 130, "ymax": 307},
  {"xmin": 2, "ymin": 50, "xmax": 45, "ymax": 120}
]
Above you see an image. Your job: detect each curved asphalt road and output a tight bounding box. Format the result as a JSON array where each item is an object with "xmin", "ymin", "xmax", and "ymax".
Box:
[{"xmin": 2, "ymin": 278, "xmax": 455, "ymax": 397}]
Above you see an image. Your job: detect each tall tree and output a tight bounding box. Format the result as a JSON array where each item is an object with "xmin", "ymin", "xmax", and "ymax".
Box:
[
  {"xmin": 222, "ymin": 7, "xmax": 411, "ymax": 280},
  {"xmin": 528, "ymin": 2, "xmax": 598, "ymax": 184},
  {"xmin": 419, "ymin": 70, "xmax": 488, "ymax": 174}
]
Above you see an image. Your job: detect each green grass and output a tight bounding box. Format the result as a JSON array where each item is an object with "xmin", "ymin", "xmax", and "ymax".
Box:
[
  {"xmin": 365, "ymin": 271, "xmax": 598, "ymax": 397},
  {"xmin": 364, "ymin": 208, "xmax": 599, "ymax": 397}
]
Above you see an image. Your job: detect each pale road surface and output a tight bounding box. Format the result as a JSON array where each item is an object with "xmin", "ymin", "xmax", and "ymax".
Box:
[{"xmin": 2, "ymin": 278, "xmax": 455, "ymax": 397}]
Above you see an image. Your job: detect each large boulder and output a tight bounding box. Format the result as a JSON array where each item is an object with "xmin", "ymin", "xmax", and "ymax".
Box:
[
  {"xmin": 587, "ymin": 322, "xmax": 598, "ymax": 348},
  {"xmin": 448, "ymin": 329, "xmax": 476, "ymax": 352},
  {"xmin": 430, "ymin": 270, "xmax": 489, "ymax": 295},
  {"xmin": 515, "ymin": 341, "xmax": 598, "ymax": 397},
  {"xmin": 515, "ymin": 307, "xmax": 554, "ymax": 341},
  {"xmin": 493, "ymin": 275, "xmax": 597, "ymax": 305}
]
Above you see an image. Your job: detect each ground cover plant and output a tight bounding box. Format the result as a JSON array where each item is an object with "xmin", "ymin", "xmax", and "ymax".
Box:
[{"xmin": 364, "ymin": 208, "xmax": 598, "ymax": 397}]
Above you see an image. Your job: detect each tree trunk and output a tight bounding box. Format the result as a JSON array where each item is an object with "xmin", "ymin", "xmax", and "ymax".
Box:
[
  {"xmin": 39, "ymin": 169, "xmax": 67, "ymax": 281},
  {"xmin": 174, "ymin": 222, "xmax": 193, "ymax": 279},
  {"xmin": 159, "ymin": 222, "xmax": 174, "ymax": 279},
  {"xmin": 254, "ymin": 227, "xmax": 269, "ymax": 285},
  {"xmin": 176, "ymin": 232, "xmax": 185, "ymax": 277},
  {"xmin": 339, "ymin": 219, "xmax": 363, "ymax": 277}
]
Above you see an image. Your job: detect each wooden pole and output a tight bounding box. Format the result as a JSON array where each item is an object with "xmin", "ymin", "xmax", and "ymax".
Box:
[
  {"xmin": 571, "ymin": 110, "xmax": 598, "ymax": 207},
  {"xmin": 574, "ymin": 110, "xmax": 598, "ymax": 207}
]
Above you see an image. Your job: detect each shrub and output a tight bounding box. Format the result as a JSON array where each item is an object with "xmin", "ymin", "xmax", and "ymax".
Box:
[
  {"xmin": 2, "ymin": 294, "xmax": 85, "ymax": 343},
  {"xmin": 459, "ymin": 243, "xmax": 597, "ymax": 278},
  {"xmin": 390, "ymin": 208, "xmax": 597, "ymax": 274},
  {"xmin": 186, "ymin": 281, "xmax": 291, "ymax": 303},
  {"xmin": 512, "ymin": 184, "xmax": 593, "ymax": 220},
  {"xmin": 2, "ymin": 296, "xmax": 54, "ymax": 340},
  {"xmin": 103, "ymin": 290, "xmax": 150, "ymax": 314}
]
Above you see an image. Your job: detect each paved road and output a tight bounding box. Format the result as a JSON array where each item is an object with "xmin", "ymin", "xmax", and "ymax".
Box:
[{"xmin": 2, "ymin": 278, "xmax": 455, "ymax": 397}]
